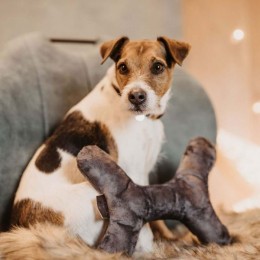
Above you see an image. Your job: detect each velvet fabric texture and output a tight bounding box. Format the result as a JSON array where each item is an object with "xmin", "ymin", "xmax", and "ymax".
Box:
[{"xmin": 0, "ymin": 34, "xmax": 216, "ymax": 230}]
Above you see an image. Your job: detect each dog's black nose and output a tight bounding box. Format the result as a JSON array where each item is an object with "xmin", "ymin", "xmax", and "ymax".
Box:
[{"xmin": 128, "ymin": 89, "xmax": 147, "ymax": 105}]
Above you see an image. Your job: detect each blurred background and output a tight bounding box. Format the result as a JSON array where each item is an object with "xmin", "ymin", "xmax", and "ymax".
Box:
[
  {"xmin": 0, "ymin": 0, "xmax": 259, "ymax": 213},
  {"xmin": 0, "ymin": 0, "xmax": 259, "ymax": 143}
]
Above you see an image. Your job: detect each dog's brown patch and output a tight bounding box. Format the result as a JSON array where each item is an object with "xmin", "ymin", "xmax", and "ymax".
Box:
[
  {"xmin": 11, "ymin": 199, "xmax": 64, "ymax": 228},
  {"xmin": 35, "ymin": 146, "xmax": 62, "ymax": 173},
  {"xmin": 35, "ymin": 111, "xmax": 118, "ymax": 173},
  {"xmin": 115, "ymin": 40, "xmax": 174, "ymax": 97}
]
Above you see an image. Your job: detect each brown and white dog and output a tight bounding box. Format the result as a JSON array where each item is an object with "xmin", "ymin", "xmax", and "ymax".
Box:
[{"xmin": 10, "ymin": 37, "xmax": 190, "ymax": 253}]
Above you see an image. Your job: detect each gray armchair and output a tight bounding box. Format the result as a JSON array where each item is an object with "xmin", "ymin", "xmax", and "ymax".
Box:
[{"xmin": 0, "ymin": 34, "xmax": 216, "ymax": 230}]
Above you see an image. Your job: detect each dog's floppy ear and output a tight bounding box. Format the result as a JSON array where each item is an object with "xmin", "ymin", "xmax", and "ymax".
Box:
[
  {"xmin": 100, "ymin": 36, "xmax": 129, "ymax": 64},
  {"xmin": 157, "ymin": 36, "xmax": 191, "ymax": 66}
]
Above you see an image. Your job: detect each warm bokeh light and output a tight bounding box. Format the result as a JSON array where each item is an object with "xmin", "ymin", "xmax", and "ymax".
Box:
[
  {"xmin": 232, "ymin": 29, "xmax": 245, "ymax": 41},
  {"xmin": 218, "ymin": 129, "xmax": 260, "ymax": 186},
  {"xmin": 252, "ymin": 101, "xmax": 260, "ymax": 114},
  {"xmin": 217, "ymin": 129, "xmax": 260, "ymax": 212}
]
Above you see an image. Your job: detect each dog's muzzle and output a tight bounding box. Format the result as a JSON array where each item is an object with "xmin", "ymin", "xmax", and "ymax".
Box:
[{"xmin": 128, "ymin": 88, "xmax": 147, "ymax": 106}]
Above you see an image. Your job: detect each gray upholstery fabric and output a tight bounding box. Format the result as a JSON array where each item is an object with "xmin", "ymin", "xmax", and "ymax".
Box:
[{"xmin": 0, "ymin": 34, "xmax": 216, "ymax": 230}]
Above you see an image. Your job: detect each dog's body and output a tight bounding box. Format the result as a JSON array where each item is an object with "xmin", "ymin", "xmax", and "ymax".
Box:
[
  {"xmin": 11, "ymin": 37, "xmax": 190, "ymax": 253},
  {"xmin": 14, "ymin": 66, "xmax": 164, "ymax": 250}
]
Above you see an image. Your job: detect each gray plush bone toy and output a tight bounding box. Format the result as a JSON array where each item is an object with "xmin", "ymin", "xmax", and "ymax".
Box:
[{"xmin": 77, "ymin": 137, "xmax": 231, "ymax": 255}]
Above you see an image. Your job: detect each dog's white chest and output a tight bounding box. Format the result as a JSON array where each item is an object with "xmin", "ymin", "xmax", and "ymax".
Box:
[
  {"xmin": 72, "ymin": 76, "xmax": 164, "ymax": 185},
  {"xmin": 110, "ymin": 116, "xmax": 164, "ymax": 185}
]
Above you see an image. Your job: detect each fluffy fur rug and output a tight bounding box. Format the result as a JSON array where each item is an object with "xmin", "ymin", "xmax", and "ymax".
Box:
[
  {"xmin": 0, "ymin": 209, "xmax": 259, "ymax": 259},
  {"xmin": 151, "ymin": 209, "xmax": 260, "ymax": 259}
]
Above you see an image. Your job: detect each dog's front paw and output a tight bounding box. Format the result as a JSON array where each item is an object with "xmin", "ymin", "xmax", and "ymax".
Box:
[{"xmin": 135, "ymin": 225, "xmax": 154, "ymax": 254}]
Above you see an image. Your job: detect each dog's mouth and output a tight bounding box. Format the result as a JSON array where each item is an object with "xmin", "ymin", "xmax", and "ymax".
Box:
[
  {"xmin": 129, "ymin": 104, "xmax": 147, "ymax": 114},
  {"xmin": 130, "ymin": 107, "xmax": 147, "ymax": 122},
  {"xmin": 128, "ymin": 102, "xmax": 161, "ymax": 116}
]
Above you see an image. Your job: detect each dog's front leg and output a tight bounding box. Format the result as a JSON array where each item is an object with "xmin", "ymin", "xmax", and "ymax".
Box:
[
  {"xmin": 135, "ymin": 224, "xmax": 154, "ymax": 253},
  {"xmin": 150, "ymin": 220, "xmax": 178, "ymax": 240}
]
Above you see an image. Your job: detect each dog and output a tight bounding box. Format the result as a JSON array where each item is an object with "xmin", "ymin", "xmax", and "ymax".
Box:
[{"xmin": 9, "ymin": 36, "xmax": 190, "ymax": 254}]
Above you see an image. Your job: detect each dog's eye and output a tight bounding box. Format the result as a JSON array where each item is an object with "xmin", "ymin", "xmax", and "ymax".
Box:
[
  {"xmin": 118, "ymin": 63, "xmax": 129, "ymax": 75},
  {"xmin": 151, "ymin": 62, "xmax": 165, "ymax": 75}
]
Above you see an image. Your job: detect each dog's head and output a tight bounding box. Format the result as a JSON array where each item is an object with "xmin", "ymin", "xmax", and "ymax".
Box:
[{"xmin": 100, "ymin": 36, "xmax": 190, "ymax": 116}]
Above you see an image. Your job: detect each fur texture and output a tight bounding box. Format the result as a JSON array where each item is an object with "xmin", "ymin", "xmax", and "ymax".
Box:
[
  {"xmin": 151, "ymin": 209, "xmax": 260, "ymax": 259},
  {"xmin": 0, "ymin": 223, "xmax": 121, "ymax": 260},
  {"xmin": 0, "ymin": 209, "xmax": 259, "ymax": 259}
]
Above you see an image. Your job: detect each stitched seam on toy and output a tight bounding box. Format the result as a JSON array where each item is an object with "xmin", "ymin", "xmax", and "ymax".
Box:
[
  {"xmin": 25, "ymin": 38, "xmax": 48, "ymax": 137},
  {"xmin": 116, "ymin": 178, "xmax": 131, "ymax": 198},
  {"xmin": 142, "ymin": 187, "xmax": 153, "ymax": 222}
]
